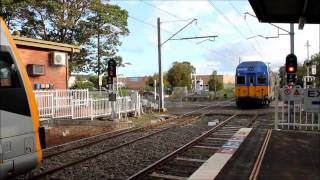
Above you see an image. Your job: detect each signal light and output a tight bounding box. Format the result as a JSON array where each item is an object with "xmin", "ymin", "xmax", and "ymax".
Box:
[
  {"xmin": 285, "ymin": 54, "xmax": 297, "ymax": 73},
  {"xmin": 107, "ymin": 58, "xmax": 117, "ymax": 78},
  {"xmin": 288, "ymin": 66, "xmax": 295, "ymax": 73}
]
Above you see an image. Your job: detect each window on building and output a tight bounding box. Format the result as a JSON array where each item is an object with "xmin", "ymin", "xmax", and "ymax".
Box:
[
  {"xmin": 257, "ymin": 76, "xmax": 267, "ymax": 84},
  {"xmin": 237, "ymin": 76, "xmax": 245, "ymax": 85}
]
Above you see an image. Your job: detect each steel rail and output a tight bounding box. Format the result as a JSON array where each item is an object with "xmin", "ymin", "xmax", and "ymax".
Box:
[
  {"xmin": 127, "ymin": 112, "xmax": 258, "ymax": 180},
  {"xmin": 127, "ymin": 114, "xmax": 238, "ymax": 180},
  {"xmin": 249, "ymin": 129, "xmax": 272, "ymax": 180},
  {"xmin": 28, "ymin": 101, "xmax": 232, "ymax": 179},
  {"xmin": 44, "ymin": 127, "xmax": 143, "ymax": 158},
  {"xmin": 44, "ymin": 100, "xmax": 231, "ymax": 159}
]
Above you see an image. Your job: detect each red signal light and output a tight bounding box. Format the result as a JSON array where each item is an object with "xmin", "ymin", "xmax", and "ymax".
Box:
[{"xmin": 288, "ymin": 66, "xmax": 295, "ymax": 72}]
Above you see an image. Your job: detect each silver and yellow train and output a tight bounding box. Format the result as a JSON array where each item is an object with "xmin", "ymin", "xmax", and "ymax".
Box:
[
  {"xmin": 0, "ymin": 17, "xmax": 44, "ymax": 179},
  {"xmin": 235, "ymin": 61, "xmax": 275, "ymax": 107}
]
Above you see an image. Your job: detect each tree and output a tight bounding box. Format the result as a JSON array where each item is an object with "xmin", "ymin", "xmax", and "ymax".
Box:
[
  {"xmin": 1, "ymin": 0, "xmax": 129, "ymax": 73},
  {"xmin": 86, "ymin": 0, "xmax": 129, "ymax": 76},
  {"xmin": 167, "ymin": 61, "xmax": 195, "ymax": 89},
  {"xmin": 146, "ymin": 73, "xmax": 170, "ymax": 89},
  {"xmin": 208, "ymin": 72, "xmax": 223, "ymax": 92},
  {"xmin": 0, "ymin": 0, "xmax": 27, "ymax": 29}
]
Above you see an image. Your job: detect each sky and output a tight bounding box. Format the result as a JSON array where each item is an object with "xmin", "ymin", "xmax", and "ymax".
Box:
[{"xmin": 111, "ymin": 0, "xmax": 320, "ymax": 77}]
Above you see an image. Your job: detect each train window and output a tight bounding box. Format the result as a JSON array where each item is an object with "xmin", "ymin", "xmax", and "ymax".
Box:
[
  {"xmin": 237, "ymin": 76, "xmax": 245, "ymax": 85},
  {"xmin": 0, "ymin": 52, "xmax": 20, "ymax": 88},
  {"xmin": 249, "ymin": 76, "xmax": 254, "ymax": 84},
  {"xmin": 0, "ymin": 51, "xmax": 30, "ymax": 116},
  {"xmin": 257, "ymin": 76, "xmax": 267, "ymax": 84}
]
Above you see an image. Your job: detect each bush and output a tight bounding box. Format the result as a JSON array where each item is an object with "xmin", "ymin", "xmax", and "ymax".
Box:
[{"xmin": 71, "ymin": 81, "xmax": 96, "ymax": 90}]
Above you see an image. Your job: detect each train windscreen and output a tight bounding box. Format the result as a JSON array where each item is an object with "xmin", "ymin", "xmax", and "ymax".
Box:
[
  {"xmin": 0, "ymin": 51, "xmax": 31, "ymax": 116},
  {"xmin": 257, "ymin": 76, "xmax": 267, "ymax": 85},
  {"xmin": 236, "ymin": 76, "xmax": 245, "ymax": 85}
]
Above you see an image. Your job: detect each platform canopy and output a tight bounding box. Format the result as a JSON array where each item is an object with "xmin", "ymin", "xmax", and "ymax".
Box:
[{"xmin": 249, "ymin": 0, "xmax": 320, "ymax": 24}]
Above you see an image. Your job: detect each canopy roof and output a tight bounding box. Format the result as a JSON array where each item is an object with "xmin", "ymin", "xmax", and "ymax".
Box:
[{"xmin": 249, "ymin": 0, "xmax": 320, "ymax": 24}]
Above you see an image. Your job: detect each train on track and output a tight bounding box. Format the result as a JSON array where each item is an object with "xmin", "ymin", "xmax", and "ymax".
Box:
[
  {"xmin": 0, "ymin": 17, "xmax": 45, "ymax": 179},
  {"xmin": 235, "ymin": 61, "xmax": 275, "ymax": 107}
]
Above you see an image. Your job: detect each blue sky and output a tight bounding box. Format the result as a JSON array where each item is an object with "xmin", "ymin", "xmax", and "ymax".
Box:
[{"xmin": 111, "ymin": 0, "xmax": 320, "ymax": 77}]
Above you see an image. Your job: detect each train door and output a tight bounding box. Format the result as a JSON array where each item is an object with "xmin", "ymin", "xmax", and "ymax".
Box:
[{"xmin": 248, "ymin": 74, "xmax": 255, "ymax": 97}]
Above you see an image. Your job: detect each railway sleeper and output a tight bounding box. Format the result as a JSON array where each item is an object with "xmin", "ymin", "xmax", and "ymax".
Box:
[{"xmin": 182, "ymin": 149, "xmax": 216, "ymax": 160}]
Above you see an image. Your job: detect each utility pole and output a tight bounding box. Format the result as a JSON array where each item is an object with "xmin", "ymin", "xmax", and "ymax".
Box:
[
  {"xmin": 290, "ymin": 24, "xmax": 294, "ymax": 54},
  {"xmin": 305, "ymin": 40, "xmax": 311, "ymax": 77},
  {"xmin": 97, "ymin": 15, "xmax": 102, "ymax": 92},
  {"xmin": 238, "ymin": 57, "xmax": 241, "ymax": 64},
  {"xmin": 157, "ymin": 18, "xmax": 164, "ymax": 112},
  {"xmin": 156, "ymin": 17, "xmax": 217, "ymax": 112}
]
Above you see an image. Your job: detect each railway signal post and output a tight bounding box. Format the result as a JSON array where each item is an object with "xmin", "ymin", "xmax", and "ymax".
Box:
[
  {"xmin": 107, "ymin": 58, "xmax": 117, "ymax": 119},
  {"xmin": 285, "ymin": 53, "xmax": 297, "ymax": 129}
]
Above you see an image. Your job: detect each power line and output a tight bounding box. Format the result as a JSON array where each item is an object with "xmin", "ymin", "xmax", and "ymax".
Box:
[
  {"xmin": 137, "ymin": 1, "xmax": 234, "ymax": 59},
  {"xmin": 207, "ymin": 0, "xmax": 265, "ymax": 60},
  {"xmin": 129, "ymin": 16, "xmax": 229, "ymax": 59},
  {"xmin": 228, "ymin": 1, "xmax": 266, "ymax": 58}
]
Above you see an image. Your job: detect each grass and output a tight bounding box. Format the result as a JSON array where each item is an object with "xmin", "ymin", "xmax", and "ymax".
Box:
[{"xmin": 127, "ymin": 112, "xmax": 164, "ymax": 127}]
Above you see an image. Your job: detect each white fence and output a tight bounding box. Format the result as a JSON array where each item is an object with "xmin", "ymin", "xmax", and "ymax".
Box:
[
  {"xmin": 34, "ymin": 89, "xmax": 141, "ymax": 121},
  {"xmin": 275, "ymin": 87, "xmax": 320, "ymax": 131}
]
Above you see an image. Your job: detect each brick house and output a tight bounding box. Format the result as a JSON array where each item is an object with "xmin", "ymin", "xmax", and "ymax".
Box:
[{"xmin": 13, "ymin": 36, "xmax": 80, "ymax": 89}]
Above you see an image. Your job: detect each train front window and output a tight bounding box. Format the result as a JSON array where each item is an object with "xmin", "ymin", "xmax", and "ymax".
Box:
[
  {"xmin": 249, "ymin": 76, "xmax": 254, "ymax": 84},
  {"xmin": 237, "ymin": 76, "xmax": 245, "ymax": 85},
  {"xmin": 257, "ymin": 76, "xmax": 267, "ymax": 84},
  {"xmin": 0, "ymin": 51, "xmax": 30, "ymax": 116},
  {"xmin": 0, "ymin": 52, "xmax": 20, "ymax": 88}
]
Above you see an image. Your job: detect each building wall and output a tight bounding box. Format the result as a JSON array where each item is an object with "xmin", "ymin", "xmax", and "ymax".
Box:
[
  {"xmin": 223, "ymin": 75, "xmax": 235, "ymax": 85},
  {"xmin": 17, "ymin": 46, "xmax": 67, "ymax": 89},
  {"xmin": 124, "ymin": 76, "xmax": 150, "ymax": 90}
]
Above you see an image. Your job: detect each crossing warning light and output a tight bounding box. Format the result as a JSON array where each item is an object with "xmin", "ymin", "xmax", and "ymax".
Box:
[{"xmin": 285, "ymin": 54, "xmax": 297, "ymax": 73}]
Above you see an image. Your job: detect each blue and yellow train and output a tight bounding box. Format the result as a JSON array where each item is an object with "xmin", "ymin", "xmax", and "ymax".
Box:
[{"xmin": 235, "ymin": 61, "xmax": 275, "ymax": 107}]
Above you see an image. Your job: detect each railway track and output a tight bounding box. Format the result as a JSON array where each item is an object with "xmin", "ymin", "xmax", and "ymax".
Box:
[
  {"xmin": 23, "ymin": 100, "xmax": 232, "ymax": 179},
  {"xmin": 249, "ymin": 129, "xmax": 272, "ymax": 180},
  {"xmin": 127, "ymin": 113, "xmax": 258, "ymax": 180}
]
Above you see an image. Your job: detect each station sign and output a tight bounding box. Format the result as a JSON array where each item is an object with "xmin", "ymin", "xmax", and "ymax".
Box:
[
  {"xmin": 281, "ymin": 86, "xmax": 304, "ymax": 101},
  {"xmin": 303, "ymin": 88, "xmax": 320, "ymax": 112}
]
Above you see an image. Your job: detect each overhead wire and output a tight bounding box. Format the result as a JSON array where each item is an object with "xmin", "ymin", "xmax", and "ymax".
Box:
[
  {"xmin": 207, "ymin": 0, "xmax": 266, "ymax": 61},
  {"xmin": 228, "ymin": 1, "xmax": 267, "ymax": 58},
  {"xmin": 137, "ymin": 0, "xmax": 233, "ymax": 59}
]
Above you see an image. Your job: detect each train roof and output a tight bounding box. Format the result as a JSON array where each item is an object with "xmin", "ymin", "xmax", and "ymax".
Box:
[{"xmin": 236, "ymin": 61, "xmax": 268, "ymax": 73}]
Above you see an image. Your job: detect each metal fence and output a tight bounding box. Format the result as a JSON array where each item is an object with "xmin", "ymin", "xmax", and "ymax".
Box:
[
  {"xmin": 275, "ymin": 86, "xmax": 320, "ymax": 131},
  {"xmin": 34, "ymin": 89, "xmax": 141, "ymax": 121}
]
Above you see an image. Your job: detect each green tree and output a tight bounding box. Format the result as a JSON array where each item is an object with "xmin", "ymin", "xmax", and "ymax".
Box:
[
  {"xmin": 86, "ymin": 0, "xmax": 129, "ymax": 75},
  {"xmin": 1, "ymin": 0, "xmax": 129, "ymax": 73},
  {"xmin": 208, "ymin": 73, "xmax": 223, "ymax": 92},
  {"xmin": 0, "ymin": 0, "xmax": 27, "ymax": 29},
  {"xmin": 146, "ymin": 73, "xmax": 170, "ymax": 89},
  {"xmin": 167, "ymin": 61, "xmax": 195, "ymax": 89}
]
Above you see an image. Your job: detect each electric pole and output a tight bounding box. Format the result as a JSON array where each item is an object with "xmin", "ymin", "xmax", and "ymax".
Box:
[
  {"xmin": 157, "ymin": 18, "xmax": 164, "ymax": 112},
  {"xmin": 305, "ymin": 40, "xmax": 311, "ymax": 77},
  {"xmin": 156, "ymin": 17, "xmax": 218, "ymax": 112}
]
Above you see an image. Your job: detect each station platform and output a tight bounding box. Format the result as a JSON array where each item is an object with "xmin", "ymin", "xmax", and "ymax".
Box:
[{"xmin": 190, "ymin": 129, "xmax": 320, "ymax": 180}]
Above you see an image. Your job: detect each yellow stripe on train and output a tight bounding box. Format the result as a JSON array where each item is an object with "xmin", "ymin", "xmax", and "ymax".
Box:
[{"xmin": 235, "ymin": 86, "xmax": 270, "ymax": 98}]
